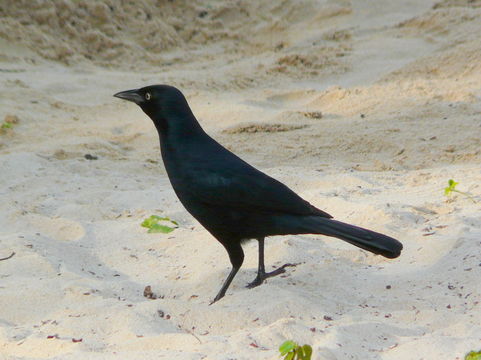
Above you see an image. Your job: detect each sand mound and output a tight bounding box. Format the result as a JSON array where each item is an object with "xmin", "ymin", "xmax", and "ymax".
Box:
[
  {"xmin": 394, "ymin": 4, "xmax": 481, "ymax": 80},
  {"xmin": 0, "ymin": 0, "xmax": 350, "ymax": 69},
  {"xmin": 0, "ymin": 0, "xmax": 206, "ymax": 65}
]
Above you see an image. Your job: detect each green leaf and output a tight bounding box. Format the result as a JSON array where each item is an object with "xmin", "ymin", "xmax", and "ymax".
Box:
[
  {"xmin": 301, "ymin": 345, "xmax": 312, "ymax": 360},
  {"xmin": 141, "ymin": 215, "xmax": 178, "ymax": 233},
  {"xmin": 444, "ymin": 179, "xmax": 458, "ymax": 196},
  {"xmin": 1, "ymin": 122, "xmax": 12, "ymax": 129},
  {"xmin": 141, "ymin": 218, "xmax": 154, "ymax": 228},
  {"xmin": 285, "ymin": 352, "xmax": 294, "ymax": 360},
  {"xmin": 466, "ymin": 350, "xmax": 481, "ymax": 360},
  {"xmin": 443, "ymin": 179, "xmax": 476, "ymax": 202},
  {"xmin": 148, "ymin": 223, "xmax": 175, "ymax": 233},
  {"xmin": 141, "ymin": 215, "xmax": 163, "ymax": 228},
  {"xmin": 280, "ymin": 340, "xmax": 297, "ymax": 356}
]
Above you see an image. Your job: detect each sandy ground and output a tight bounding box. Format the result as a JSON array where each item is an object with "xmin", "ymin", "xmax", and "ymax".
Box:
[{"xmin": 1, "ymin": 0, "xmax": 480, "ymax": 359}]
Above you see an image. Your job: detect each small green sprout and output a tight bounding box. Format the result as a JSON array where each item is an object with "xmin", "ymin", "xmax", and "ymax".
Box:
[
  {"xmin": 466, "ymin": 350, "xmax": 481, "ymax": 360},
  {"xmin": 1, "ymin": 115, "xmax": 19, "ymax": 132},
  {"xmin": 444, "ymin": 179, "xmax": 476, "ymax": 203},
  {"xmin": 141, "ymin": 215, "xmax": 178, "ymax": 234},
  {"xmin": 279, "ymin": 340, "xmax": 312, "ymax": 360}
]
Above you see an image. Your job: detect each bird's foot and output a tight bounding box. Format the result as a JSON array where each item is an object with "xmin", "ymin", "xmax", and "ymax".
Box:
[{"xmin": 246, "ymin": 263, "xmax": 298, "ymax": 289}]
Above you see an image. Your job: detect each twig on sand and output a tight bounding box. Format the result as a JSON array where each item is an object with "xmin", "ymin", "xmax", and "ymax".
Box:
[{"xmin": 0, "ymin": 252, "xmax": 15, "ymax": 261}]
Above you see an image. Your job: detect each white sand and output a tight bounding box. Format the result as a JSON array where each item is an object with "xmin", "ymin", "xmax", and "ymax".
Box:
[{"xmin": 1, "ymin": 0, "xmax": 480, "ymax": 359}]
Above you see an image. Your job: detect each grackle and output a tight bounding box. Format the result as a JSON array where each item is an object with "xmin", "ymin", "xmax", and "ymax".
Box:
[{"xmin": 114, "ymin": 85, "xmax": 403, "ymax": 303}]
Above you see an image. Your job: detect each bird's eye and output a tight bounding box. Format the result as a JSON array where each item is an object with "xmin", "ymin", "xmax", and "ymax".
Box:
[{"xmin": 145, "ymin": 92, "xmax": 151, "ymax": 100}]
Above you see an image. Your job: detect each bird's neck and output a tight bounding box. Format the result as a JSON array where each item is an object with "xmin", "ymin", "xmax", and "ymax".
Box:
[
  {"xmin": 157, "ymin": 114, "xmax": 211, "ymax": 182},
  {"xmin": 155, "ymin": 112, "xmax": 209, "ymax": 160},
  {"xmin": 158, "ymin": 112, "xmax": 204, "ymax": 137}
]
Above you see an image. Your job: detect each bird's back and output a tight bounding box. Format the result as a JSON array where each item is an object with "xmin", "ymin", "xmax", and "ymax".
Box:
[{"xmin": 159, "ymin": 129, "xmax": 331, "ymax": 236}]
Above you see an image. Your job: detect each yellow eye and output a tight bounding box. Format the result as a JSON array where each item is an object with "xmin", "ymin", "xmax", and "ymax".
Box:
[{"xmin": 145, "ymin": 92, "xmax": 151, "ymax": 100}]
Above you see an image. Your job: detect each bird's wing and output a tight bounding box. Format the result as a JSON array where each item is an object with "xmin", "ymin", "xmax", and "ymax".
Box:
[{"xmin": 181, "ymin": 165, "xmax": 332, "ymax": 218}]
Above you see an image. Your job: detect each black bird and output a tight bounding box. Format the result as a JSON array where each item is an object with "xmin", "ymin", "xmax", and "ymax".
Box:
[{"xmin": 114, "ymin": 85, "xmax": 403, "ymax": 303}]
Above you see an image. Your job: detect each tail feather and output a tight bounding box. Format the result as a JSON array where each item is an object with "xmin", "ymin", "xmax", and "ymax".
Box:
[{"xmin": 299, "ymin": 216, "xmax": 402, "ymax": 258}]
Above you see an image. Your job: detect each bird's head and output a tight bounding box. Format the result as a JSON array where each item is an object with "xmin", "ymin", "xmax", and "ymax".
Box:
[{"xmin": 114, "ymin": 85, "xmax": 197, "ymax": 133}]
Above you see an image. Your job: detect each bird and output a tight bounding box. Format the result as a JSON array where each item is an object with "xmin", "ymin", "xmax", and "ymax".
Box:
[{"xmin": 114, "ymin": 85, "xmax": 403, "ymax": 303}]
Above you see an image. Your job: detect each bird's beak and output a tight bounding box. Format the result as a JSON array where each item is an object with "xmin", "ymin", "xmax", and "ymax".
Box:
[{"xmin": 113, "ymin": 89, "xmax": 144, "ymax": 104}]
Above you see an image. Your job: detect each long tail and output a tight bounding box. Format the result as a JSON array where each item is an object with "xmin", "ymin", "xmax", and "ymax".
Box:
[{"xmin": 295, "ymin": 216, "xmax": 403, "ymax": 258}]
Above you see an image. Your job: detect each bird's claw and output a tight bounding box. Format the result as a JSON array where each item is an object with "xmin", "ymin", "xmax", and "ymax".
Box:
[
  {"xmin": 246, "ymin": 263, "xmax": 298, "ymax": 289},
  {"xmin": 246, "ymin": 276, "xmax": 265, "ymax": 289}
]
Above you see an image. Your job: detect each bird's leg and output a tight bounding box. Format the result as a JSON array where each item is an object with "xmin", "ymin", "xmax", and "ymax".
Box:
[
  {"xmin": 211, "ymin": 242, "xmax": 244, "ymax": 304},
  {"xmin": 211, "ymin": 265, "xmax": 241, "ymax": 304},
  {"xmin": 246, "ymin": 237, "xmax": 291, "ymax": 288}
]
